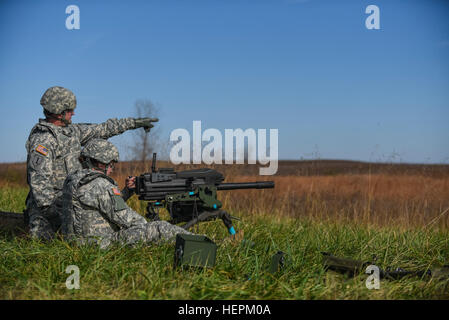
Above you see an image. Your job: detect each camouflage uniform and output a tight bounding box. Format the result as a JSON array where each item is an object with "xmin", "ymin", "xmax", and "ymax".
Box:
[
  {"xmin": 61, "ymin": 168, "xmax": 192, "ymax": 249},
  {"xmin": 25, "ymin": 87, "xmax": 155, "ymax": 240}
]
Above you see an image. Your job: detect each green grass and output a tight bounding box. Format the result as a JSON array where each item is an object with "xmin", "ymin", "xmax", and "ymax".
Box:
[
  {"xmin": 1, "ymin": 187, "xmax": 448, "ymax": 299},
  {"xmin": 0, "ymin": 186, "xmax": 28, "ymax": 213}
]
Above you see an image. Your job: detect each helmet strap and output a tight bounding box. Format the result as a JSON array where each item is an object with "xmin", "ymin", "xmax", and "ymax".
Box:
[
  {"xmin": 105, "ymin": 162, "xmax": 115, "ymax": 175},
  {"xmin": 60, "ymin": 110, "xmax": 71, "ymax": 126},
  {"xmin": 94, "ymin": 159, "xmax": 109, "ymax": 175},
  {"xmin": 83, "ymin": 158, "xmax": 94, "ymax": 170},
  {"xmin": 81, "ymin": 157, "xmax": 110, "ymax": 175}
]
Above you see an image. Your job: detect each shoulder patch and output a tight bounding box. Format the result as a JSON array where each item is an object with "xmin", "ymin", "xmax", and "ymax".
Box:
[
  {"xmin": 35, "ymin": 144, "xmax": 48, "ymax": 156},
  {"xmin": 112, "ymin": 187, "xmax": 121, "ymax": 196}
]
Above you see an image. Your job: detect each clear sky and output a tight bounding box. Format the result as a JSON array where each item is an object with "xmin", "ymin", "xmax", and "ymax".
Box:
[{"xmin": 0, "ymin": 0, "xmax": 448, "ymax": 163}]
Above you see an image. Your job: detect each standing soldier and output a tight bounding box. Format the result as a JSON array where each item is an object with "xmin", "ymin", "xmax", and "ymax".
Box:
[
  {"xmin": 61, "ymin": 139, "xmax": 193, "ymax": 248},
  {"xmin": 25, "ymin": 86, "xmax": 158, "ymax": 240}
]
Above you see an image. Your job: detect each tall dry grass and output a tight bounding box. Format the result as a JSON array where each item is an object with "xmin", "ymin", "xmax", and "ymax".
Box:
[
  {"xmin": 110, "ymin": 160, "xmax": 449, "ymax": 230},
  {"xmin": 2, "ymin": 160, "xmax": 449, "ymax": 229},
  {"xmin": 219, "ymin": 174, "xmax": 449, "ymax": 230}
]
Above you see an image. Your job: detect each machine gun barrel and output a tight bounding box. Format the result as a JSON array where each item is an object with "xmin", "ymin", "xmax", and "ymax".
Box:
[{"xmin": 216, "ymin": 181, "xmax": 274, "ymax": 191}]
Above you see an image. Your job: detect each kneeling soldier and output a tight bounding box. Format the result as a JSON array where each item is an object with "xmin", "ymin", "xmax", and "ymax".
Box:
[{"xmin": 61, "ymin": 139, "xmax": 192, "ymax": 248}]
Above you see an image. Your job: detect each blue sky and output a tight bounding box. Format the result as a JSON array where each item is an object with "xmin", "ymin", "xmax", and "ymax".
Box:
[{"xmin": 0, "ymin": 0, "xmax": 448, "ymax": 163}]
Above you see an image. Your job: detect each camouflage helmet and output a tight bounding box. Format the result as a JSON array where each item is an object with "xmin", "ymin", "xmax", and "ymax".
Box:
[
  {"xmin": 81, "ymin": 139, "xmax": 119, "ymax": 164},
  {"xmin": 40, "ymin": 86, "xmax": 77, "ymax": 114}
]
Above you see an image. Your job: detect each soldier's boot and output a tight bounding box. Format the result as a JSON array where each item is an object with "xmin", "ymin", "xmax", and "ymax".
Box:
[
  {"xmin": 28, "ymin": 206, "xmax": 61, "ymax": 241},
  {"xmin": 28, "ymin": 214, "xmax": 55, "ymax": 240}
]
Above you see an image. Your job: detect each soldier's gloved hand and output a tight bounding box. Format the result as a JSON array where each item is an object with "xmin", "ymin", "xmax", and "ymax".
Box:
[
  {"xmin": 121, "ymin": 176, "xmax": 137, "ymax": 201},
  {"xmin": 125, "ymin": 176, "xmax": 136, "ymax": 191},
  {"xmin": 134, "ymin": 118, "xmax": 159, "ymax": 133}
]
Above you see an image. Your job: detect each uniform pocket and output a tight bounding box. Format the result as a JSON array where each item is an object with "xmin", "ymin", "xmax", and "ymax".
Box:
[
  {"xmin": 53, "ymin": 158, "xmax": 67, "ymax": 190},
  {"xmin": 113, "ymin": 195, "xmax": 128, "ymax": 211}
]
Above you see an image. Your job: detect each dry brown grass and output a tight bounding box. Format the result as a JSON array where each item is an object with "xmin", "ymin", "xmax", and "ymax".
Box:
[
  {"xmin": 219, "ymin": 174, "xmax": 449, "ymax": 230},
  {"xmin": 2, "ymin": 160, "xmax": 449, "ymax": 230},
  {"xmin": 0, "ymin": 163, "xmax": 26, "ymax": 187},
  {"xmin": 112, "ymin": 160, "xmax": 449, "ymax": 230}
]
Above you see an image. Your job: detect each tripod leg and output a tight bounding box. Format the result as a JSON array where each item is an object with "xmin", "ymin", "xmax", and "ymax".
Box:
[
  {"xmin": 180, "ymin": 210, "xmax": 237, "ymax": 235},
  {"xmin": 218, "ymin": 210, "xmax": 236, "ymax": 235},
  {"xmin": 181, "ymin": 210, "xmax": 219, "ymax": 230}
]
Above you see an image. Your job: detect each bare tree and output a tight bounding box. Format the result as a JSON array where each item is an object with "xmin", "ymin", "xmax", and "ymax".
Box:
[{"xmin": 129, "ymin": 99, "xmax": 162, "ymax": 163}]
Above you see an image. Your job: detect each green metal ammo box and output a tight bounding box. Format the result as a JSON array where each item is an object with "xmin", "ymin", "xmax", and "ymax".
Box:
[{"xmin": 174, "ymin": 234, "xmax": 217, "ymax": 268}]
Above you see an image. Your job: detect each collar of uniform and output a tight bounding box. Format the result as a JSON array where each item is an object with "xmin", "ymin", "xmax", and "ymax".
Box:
[
  {"xmin": 38, "ymin": 118, "xmax": 73, "ymax": 135},
  {"xmin": 80, "ymin": 168, "xmax": 117, "ymax": 186}
]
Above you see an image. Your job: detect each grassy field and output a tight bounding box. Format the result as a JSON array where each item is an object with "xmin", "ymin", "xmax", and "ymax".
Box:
[{"xmin": 0, "ymin": 161, "xmax": 448, "ymax": 299}]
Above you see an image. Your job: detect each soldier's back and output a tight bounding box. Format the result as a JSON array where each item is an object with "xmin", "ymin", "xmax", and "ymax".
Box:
[{"xmin": 62, "ymin": 169, "xmax": 118, "ymax": 245}]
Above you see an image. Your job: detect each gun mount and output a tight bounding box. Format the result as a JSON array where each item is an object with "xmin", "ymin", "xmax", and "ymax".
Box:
[{"xmin": 135, "ymin": 153, "xmax": 275, "ymax": 234}]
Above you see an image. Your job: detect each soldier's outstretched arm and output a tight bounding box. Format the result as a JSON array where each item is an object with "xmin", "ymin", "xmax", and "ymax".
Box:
[
  {"xmin": 27, "ymin": 135, "xmax": 57, "ymax": 208},
  {"xmin": 76, "ymin": 118, "xmax": 158, "ymax": 145}
]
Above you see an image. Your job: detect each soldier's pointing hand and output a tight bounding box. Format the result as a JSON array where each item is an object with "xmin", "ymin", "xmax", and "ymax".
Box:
[{"xmin": 134, "ymin": 118, "xmax": 159, "ymax": 133}]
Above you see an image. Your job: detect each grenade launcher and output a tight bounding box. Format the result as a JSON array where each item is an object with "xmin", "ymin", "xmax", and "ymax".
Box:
[{"xmin": 135, "ymin": 153, "xmax": 275, "ymax": 235}]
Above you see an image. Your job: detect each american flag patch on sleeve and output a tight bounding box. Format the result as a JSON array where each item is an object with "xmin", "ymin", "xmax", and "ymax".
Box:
[
  {"xmin": 112, "ymin": 187, "xmax": 121, "ymax": 196},
  {"xmin": 35, "ymin": 144, "xmax": 48, "ymax": 156}
]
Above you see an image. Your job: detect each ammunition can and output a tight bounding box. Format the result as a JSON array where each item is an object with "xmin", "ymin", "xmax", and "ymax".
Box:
[{"xmin": 174, "ymin": 234, "xmax": 217, "ymax": 268}]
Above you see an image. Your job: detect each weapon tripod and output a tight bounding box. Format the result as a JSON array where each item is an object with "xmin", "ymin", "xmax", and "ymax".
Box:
[{"xmin": 145, "ymin": 202, "xmax": 239, "ymax": 235}]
